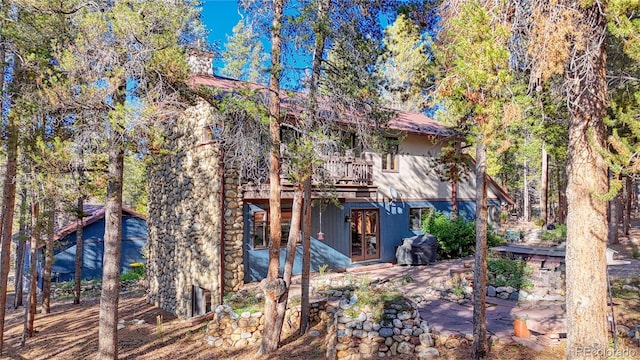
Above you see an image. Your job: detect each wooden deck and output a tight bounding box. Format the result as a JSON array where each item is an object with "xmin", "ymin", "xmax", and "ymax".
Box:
[{"xmin": 491, "ymin": 245, "xmax": 566, "ymax": 259}]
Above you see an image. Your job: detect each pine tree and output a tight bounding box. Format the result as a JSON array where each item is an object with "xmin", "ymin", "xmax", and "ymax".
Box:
[
  {"xmin": 434, "ymin": 1, "xmax": 521, "ymax": 357},
  {"xmin": 47, "ymin": 1, "xmax": 201, "ymax": 357},
  {"xmin": 220, "ymin": 19, "xmax": 268, "ymax": 83},
  {"xmin": 377, "ymin": 14, "xmax": 430, "ymax": 112},
  {"xmin": 259, "ymin": 0, "xmax": 285, "ymax": 355},
  {"xmin": 527, "ymin": 1, "xmax": 610, "ymax": 356}
]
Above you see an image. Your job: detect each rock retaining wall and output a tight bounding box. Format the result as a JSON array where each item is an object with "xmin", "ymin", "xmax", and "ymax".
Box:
[
  {"xmin": 205, "ymin": 302, "xmax": 326, "ymax": 348},
  {"xmin": 328, "ymin": 296, "xmax": 438, "ymax": 359},
  {"xmin": 204, "ymin": 294, "xmax": 439, "ymax": 359},
  {"xmin": 426, "ymin": 258, "xmax": 565, "ymax": 304},
  {"xmin": 517, "ymin": 257, "xmax": 565, "ymax": 302}
]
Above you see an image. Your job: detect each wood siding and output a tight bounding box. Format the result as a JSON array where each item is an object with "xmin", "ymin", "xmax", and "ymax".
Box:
[{"xmin": 368, "ymin": 134, "xmax": 505, "ymax": 203}]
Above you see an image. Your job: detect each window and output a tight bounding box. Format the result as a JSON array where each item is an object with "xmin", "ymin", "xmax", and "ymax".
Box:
[
  {"xmin": 200, "ymin": 124, "xmax": 222, "ymax": 144},
  {"xmin": 382, "ymin": 138, "xmax": 399, "ymax": 171},
  {"xmin": 280, "ymin": 126, "xmax": 300, "ymax": 145},
  {"xmin": 252, "ymin": 209, "xmax": 292, "ymax": 249},
  {"xmin": 409, "ymin": 207, "xmax": 434, "ymax": 231},
  {"xmin": 339, "ymin": 131, "xmax": 361, "ymax": 157},
  {"xmin": 191, "ymin": 285, "xmax": 212, "ymax": 317},
  {"xmin": 252, "ymin": 211, "xmax": 268, "ymax": 248}
]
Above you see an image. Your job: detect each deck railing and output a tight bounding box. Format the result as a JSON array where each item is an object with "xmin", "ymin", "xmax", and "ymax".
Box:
[{"xmin": 281, "ymin": 155, "xmax": 373, "ymax": 185}]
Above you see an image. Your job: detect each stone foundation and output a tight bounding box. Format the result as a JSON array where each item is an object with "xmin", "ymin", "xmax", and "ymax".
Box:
[{"xmin": 147, "ymin": 101, "xmax": 244, "ymax": 318}]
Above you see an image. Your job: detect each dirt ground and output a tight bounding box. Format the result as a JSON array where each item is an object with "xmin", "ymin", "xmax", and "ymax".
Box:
[
  {"xmin": 2, "ymin": 222, "xmax": 640, "ymax": 359},
  {"xmin": 0, "ymin": 286, "xmax": 571, "ymax": 360}
]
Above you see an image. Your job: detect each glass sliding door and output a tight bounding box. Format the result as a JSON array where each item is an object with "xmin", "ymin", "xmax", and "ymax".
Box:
[{"xmin": 350, "ymin": 209, "xmax": 380, "ymax": 261}]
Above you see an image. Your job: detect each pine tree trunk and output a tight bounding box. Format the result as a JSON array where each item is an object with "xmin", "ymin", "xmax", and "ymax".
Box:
[
  {"xmin": 616, "ymin": 193, "xmax": 623, "ymax": 229},
  {"xmin": 0, "ymin": 100, "xmax": 20, "ymax": 355},
  {"xmin": 472, "ymin": 139, "xmax": 488, "ymax": 359},
  {"xmin": 74, "ymin": 196, "xmax": 84, "ymax": 305},
  {"xmin": 523, "ymin": 156, "xmax": 529, "ymax": 222},
  {"xmin": 451, "ymin": 176, "xmax": 458, "ymax": 220},
  {"xmin": 624, "ymin": 176, "xmax": 631, "ymax": 235},
  {"xmin": 300, "ymin": 180, "xmax": 311, "ymax": 335},
  {"xmin": 20, "ymin": 199, "xmax": 38, "ymax": 348},
  {"xmin": 540, "ymin": 143, "xmax": 548, "ymax": 225},
  {"xmin": 277, "ymin": 188, "xmax": 303, "ymax": 332},
  {"xmin": 300, "ymin": 0, "xmax": 329, "ymax": 334},
  {"xmin": 608, "ymin": 173, "xmax": 619, "ymax": 245},
  {"xmin": 564, "ymin": 3, "xmax": 609, "ymax": 358},
  {"xmin": 556, "ymin": 158, "xmax": 567, "ymax": 224},
  {"xmin": 97, "ymin": 89, "xmax": 125, "ymax": 360},
  {"xmin": 14, "ymin": 188, "xmax": 27, "ymax": 309},
  {"xmin": 259, "ymin": 0, "xmax": 284, "ymax": 354},
  {"xmin": 451, "ymin": 142, "xmax": 460, "ymax": 219},
  {"xmin": 25, "ymin": 200, "xmax": 39, "ymax": 339},
  {"xmin": 42, "ymin": 200, "xmax": 55, "ymax": 314}
]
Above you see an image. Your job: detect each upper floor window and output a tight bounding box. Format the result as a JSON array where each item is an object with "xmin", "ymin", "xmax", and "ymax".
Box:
[
  {"xmin": 382, "ymin": 138, "xmax": 399, "ymax": 172},
  {"xmin": 409, "ymin": 207, "xmax": 434, "ymax": 231},
  {"xmin": 340, "ymin": 131, "xmax": 362, "ymax": 157}
]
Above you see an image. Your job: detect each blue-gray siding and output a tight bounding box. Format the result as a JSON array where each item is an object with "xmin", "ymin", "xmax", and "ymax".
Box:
[
  {"xmin": 50, "ymin": 214, "xmax": 147, "ymax": 282},
  {"xmin": 243, "ymin": 199, "xmax": 500, "ymax": 282}
]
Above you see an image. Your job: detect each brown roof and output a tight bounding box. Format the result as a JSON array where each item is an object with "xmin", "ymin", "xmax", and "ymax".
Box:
[
  {"xmin": 192, "ymin": 75, "xmax": 512, "ymax": 203},
  {"xmin": 190, "ymin": 74, "xmax": 454, "ymax": 138}
]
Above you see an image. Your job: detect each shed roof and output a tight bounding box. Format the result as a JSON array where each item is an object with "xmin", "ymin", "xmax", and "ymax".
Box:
[{"xmin": 53, "ymin": 205, "xmax": 147, "ymax": 242}]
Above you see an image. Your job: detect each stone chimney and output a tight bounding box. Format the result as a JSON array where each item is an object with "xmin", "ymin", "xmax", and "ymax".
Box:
[{"xmin": 187, "ymin": 48, "xmax": 215, "ymax": 76}]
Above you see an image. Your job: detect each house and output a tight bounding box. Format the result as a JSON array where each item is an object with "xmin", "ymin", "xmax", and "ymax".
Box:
[
  {"xmin": 24, "ymin": 205, "xmax": 148, "ymax": 283},
  {"xmin": 145, "ymin": 53, "xmax": 514, "ymax": 318}
]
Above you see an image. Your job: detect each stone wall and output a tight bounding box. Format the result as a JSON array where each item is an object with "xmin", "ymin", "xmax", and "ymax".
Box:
[
  {"xmin": 187, "ymin": 50, "xmax": 214, "ymax": 76},
  {"xmin": 202, "ymin": 295, "xmax": 439, "ymax": 359},
  {"xmin": 427, "ymin": 258, "xmax": 566, "ymax": 304},
  {"xmin": 147, "ymin": 101, "xmax": 244, "ymax": 318},
  {"xmin": 205, "ymin": 302, "xmax": 326, "ymax": 348},
  {"xmin": 328, "ymin": 295, "xmax": 437, "ymax": 359},
  {"xmin": 518, "ymin": 257, "xmax": 565, "ymax": 302},
  {"xmin": 223, "ymin": 169, "xmax": 244, "ymax": 293}
]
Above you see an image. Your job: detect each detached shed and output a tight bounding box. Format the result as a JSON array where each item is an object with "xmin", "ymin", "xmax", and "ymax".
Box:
[{"xmin": 45, "ymin": 205, "xmax": 148, "ymax": 282}]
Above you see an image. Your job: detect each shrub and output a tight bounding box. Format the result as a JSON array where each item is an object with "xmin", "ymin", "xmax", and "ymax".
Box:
[
  {"xmin": 532, "ymin": 217, "xmax": 545, "ymax": 227},
  {"xmin": 540, "ymin": 224, "xmax": 567, "ymax": 243},
  {"xmin": 487, "ymin": 256, "xmax": 533, "ymax": 290},
  {"xmin": 422, "ymin": 211, "xmax": 504, "ymax": 260},
  {"xmin": 223, "ymin": 289, "xmax": 264, "ymax": 314},
  {"xmin": 120, "ymin": 263, "xmax": 146, "ymax": 281}
]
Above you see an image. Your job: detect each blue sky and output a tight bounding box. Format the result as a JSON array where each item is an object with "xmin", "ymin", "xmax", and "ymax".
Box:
[
  {"xmin": 200, "ymin": 0, "xmax": 311, "ymax": 87},
  {"xmin": 202, "ymin": 0, "xmax": 241, "ymax": 45},
  {"xmin": 201, "ymin": 0, "xmax": 243, "ymax": 73},
  {"xmin": 199, "ymin": 0, "xmax": 401, "ymax": 88}
]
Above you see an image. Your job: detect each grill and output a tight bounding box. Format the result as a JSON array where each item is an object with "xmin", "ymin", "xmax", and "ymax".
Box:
[{"xmin": 396, "ymin": 234, "xmax": 438, "ymax": 265}]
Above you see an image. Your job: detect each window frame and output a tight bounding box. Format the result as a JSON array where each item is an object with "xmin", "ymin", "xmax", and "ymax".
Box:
[
  {"xmin": 382, "ymin": 137, "xmax": 399, "ymax": 172},
  {"xmin": 199, "ymin": 124, "xmax": 223, "ymax": 145},
  {"xmin": 409, "ymin": 207, "xmax": 434, "ymax": 231},
  {"xmin": 252, "ymin": 210, "xmax": 268, "ymax": 249},
  {"xmin": 251, "ymin": 209, "xmax": 292, "ymax": 249}
]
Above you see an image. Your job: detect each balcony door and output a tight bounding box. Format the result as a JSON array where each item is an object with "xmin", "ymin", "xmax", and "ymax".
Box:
[{"xmin": 350, "ymin": 209, "xmax": 380, "ymax": 261}]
